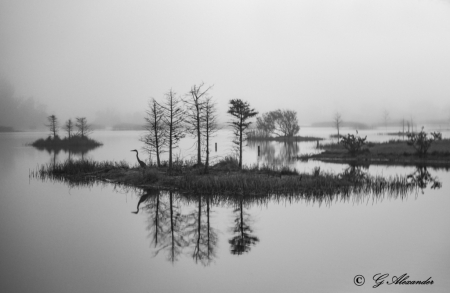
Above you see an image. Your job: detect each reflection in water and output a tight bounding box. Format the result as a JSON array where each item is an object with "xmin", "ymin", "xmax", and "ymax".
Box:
[
  {"xmin": 33, "ymin": 143, "xmax": 99, "ymax": 164},
  {"xmin": 142, "ymin": 189, "xmax": 169, "ymax": 249},
  {"xmin": 229, "ymin": 194, "xmax": 259, "ymax": 255},
  {"xmin": 248, "ymin": 140, "xmax": 299, "ymax": 166},
  {"xmin": 33, "ymin": 162, "xmax": 443, "ymax": 265},
  {"xmin": 129, "ymin": 167, "xmax": 442, "ymax": 264},
  {"xmin": 149, "ymin": 191, "xmax": 189, "ymax": 263},
  {"xmin": 185, "ymin": 195, "xmax": 218, "ymax": 265},
  {"xmin": 339, "ymin": 164, "xmax": 369, "ymax": 183},
  {"xmin": 407, "ymin": 166, "xmax": 442, "ymax": 192},
  {"xmin": 142, "ymin": 191, "xmax": 218, "ymax": 265},
  {"xmin": 132, "ymin": 188, "xmax": 159, "ymax": 214}
]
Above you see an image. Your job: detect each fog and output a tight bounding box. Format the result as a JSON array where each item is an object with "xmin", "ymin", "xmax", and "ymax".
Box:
[{"xmin": 1, "ymin": 0, "xmax": 450, "ymax": 130}]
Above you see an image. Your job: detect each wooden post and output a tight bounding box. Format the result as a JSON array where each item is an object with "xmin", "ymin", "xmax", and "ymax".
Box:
[
  {"xmin": 316, "ymin": 140, "xmax": 319, "ymax": 148},
  {"xmin": 258, "ymin": 146, "xmax": 260, "ymax": 156},
  {"xmin": 215, "ymin": 142, "xmax": 217, "ymax": 152}
]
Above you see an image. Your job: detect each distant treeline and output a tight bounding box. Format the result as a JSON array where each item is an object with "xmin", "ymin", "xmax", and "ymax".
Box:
[
  {"xmin": 311, "ymin": 121, "xmax": 371, "ymax": 129},
  {"xmin": 0, "ymin": 79, "xmax": 48, "ymax": 131}
]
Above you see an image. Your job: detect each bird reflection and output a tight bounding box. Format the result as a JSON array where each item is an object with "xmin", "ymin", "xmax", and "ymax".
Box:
[
  {"xmin": 132, "ymin": 188, "xmax": 160, "ymax": 214},
  {"xmin": 229, "ymin": 195, "xmax": 259, "ymax": 255}
]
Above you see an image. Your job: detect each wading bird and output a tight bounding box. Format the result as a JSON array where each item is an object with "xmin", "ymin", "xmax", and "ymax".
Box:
[{"xmin": 131, "ymin": 149, "xmax": 147, "ymax": 167}]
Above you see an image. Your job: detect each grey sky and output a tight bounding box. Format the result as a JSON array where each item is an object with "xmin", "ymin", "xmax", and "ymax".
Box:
[{"xmin": 1, "ymin": 0, "xmax": 450, "ymax": 125}]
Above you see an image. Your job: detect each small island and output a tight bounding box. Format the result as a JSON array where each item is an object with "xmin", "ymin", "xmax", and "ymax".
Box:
[
  {"xmin": 30, "ymin": 115, "xmax": 102, "ymax": 154},
  {"xmin": 33, "ymin": 155, "xmax": 434, "ymax": 197}
]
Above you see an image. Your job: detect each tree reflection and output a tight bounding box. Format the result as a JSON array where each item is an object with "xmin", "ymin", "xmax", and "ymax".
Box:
[
  {"xmin": 248, "ymin": 140, "xmax": 299, "ymax": 166},
  {"xmin": 151, "ymin": 191, "xmax": 189, "ymax": 263},
  {"xmin": 339, "ymin": 164, "xmax": 369, "ymax": 183},
  {"xmin": 140, "ymin": 189, "xmax": 170, "ymax": 249},
  {"xmin": 229, "ymin": 195, "xmax": 259, "ymax": 255},
  {"xmin": 185, "ymin": 195, "xmax": 218, "ymax": 265},
  {"xmin": 407, "ymin": 166, "xmax": 442, "ymax": 192}
]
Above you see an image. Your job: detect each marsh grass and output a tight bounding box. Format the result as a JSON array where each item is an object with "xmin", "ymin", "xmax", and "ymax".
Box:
[
  {"xmin": 32, "ymin": 156, "xmax": 434, "ymax": 199},
  {"xmin": 172, "ymin": 171, "xmax": 420, "ymax": 200}
]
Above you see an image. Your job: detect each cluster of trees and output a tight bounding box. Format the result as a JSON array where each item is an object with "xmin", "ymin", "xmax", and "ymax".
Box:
[
  {"xmin": 142, "ymin": 83, "xmax": 218, "ymax": 171},
  {"xmin": 45, "ymin": 115, "xmax": 93, "ymax": 139},
  {"xmin": 255, "ymin": 109, "xmax": 300, "ymax": 138},
  {"xmin": 142, "ymin": 82, "xmax": 259, "ymax": 171}
]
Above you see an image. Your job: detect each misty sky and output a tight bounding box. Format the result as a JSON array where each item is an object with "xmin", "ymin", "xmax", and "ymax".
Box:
[{"xmin": 1, "ymin": 0, "xmax": 450, "ymax": 125}]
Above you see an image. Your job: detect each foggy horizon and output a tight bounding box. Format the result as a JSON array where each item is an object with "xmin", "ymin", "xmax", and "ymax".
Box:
[{"xmin": 2, "ymin": 0, "xmax": 450, "ymax": 130}]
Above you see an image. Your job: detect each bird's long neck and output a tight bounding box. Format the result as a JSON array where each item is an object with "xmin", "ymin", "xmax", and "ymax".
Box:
[{"xmin": 135, "ymin": 152, "xmax": 140, "ymax": 162}]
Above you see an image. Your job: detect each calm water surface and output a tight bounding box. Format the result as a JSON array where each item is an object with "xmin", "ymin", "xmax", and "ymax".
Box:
[{"xmin": 1, "ymin": 128, "xmax": 449, "ymax": 292}]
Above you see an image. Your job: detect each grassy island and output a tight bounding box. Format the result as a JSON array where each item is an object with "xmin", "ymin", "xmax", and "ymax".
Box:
[{"xmin": 304, "ymin": 139, "xmax": 450, "ymax": 167}]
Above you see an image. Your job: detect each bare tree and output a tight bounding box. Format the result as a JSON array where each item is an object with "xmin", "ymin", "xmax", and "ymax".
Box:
[
  {"xmin": 383, "ymin": 109, "xmax": 390, "ymax": 132},
  {"xmin": 46, "ymin": 115, "xmax": 59, "ymax": 138},
  {"xmin": 161, "ymin": 89, "xmax": 185, "ymax": 169},
  {"xmin": 63, "ymin": 119, "xmax": 73, "ymax": 139},
  {"xmin": 183, "ymin": 82, "xmax": 213, "ymax": 165},
  {"xmin": 228, "ymin": 99, "xmax": 258, "ymax": 169},
  {"xmin": 202, "ymin": 97, "xmax": 219, "ymax": 173},
  {"xmin": 256, "ymin": 110, "xmax": 299, "ymax": 137},
  {"xmin": 334, "ymin": 112, "xmax": 343, "ymax": 143},
  {"xmin": 141, "ymin": 98, "xmax": 167, "ymax": 167},
  {"xmin": 272, "ymin": 109, "xmax": 300, "ymax": 137},
  {"xmin": 75, "ymin": 117, "xmax": 92, "ymax": 138},
  {"xmin": 256, "ymin": 112, "xmax": 276, "ymax": 137}
]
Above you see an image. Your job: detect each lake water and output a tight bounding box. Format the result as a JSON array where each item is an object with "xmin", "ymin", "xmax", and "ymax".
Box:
[{"xmin": 1, "ymin": 127, "xmax": 450, "ymax": 292}]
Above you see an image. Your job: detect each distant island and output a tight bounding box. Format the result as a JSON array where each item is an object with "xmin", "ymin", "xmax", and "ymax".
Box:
[
  {"xmin": 247, "ymin": 134, "xmax": 322, "ymax": 142},
  {"xmin": 0, "ymin": 126, "xmax": 15, "ymax": 132},
  {"xmin": 112, "ymin": 123, "xmax": 144, "ymax": 131},
  {"xmin": 310, "ymin": 121, "xmax": 371, "ymax": 130}
]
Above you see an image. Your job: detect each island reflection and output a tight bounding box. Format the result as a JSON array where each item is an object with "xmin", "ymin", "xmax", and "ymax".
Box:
[{"xmin": 132, "ymin": 164, "xmax": 440, "ymax": 266}]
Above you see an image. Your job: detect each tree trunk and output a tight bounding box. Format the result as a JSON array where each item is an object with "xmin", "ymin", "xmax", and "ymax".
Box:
[
  {"xmin": 239, "ymin": 117, "xmax": 243, "ymax": 169},
  {"xmin": 197, "ymin": 110, "xmax": 201, "ymax": 165},
  {"xmin": 169, "ymin": 112, "xmax": 173, "ymax": 169},
  {"xmin": 156, "ymin": 145, "xmax": 161, "ymax": 167},
  {"xmin": 204, "ymin": 118, "xmax": 209, "ymax": 174},
  {"xmin": 337, "ymin": 127, "xmax": 340, "ymax": 144},
  {"xmin": 154, "ymin": 113, "xmax": 161, "ymax": 167}
]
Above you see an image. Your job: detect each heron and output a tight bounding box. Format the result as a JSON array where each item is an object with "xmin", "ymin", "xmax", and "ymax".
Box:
[{"xmin": 131, "ymin": 149, "xmax": 147, "ymax": 167}]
